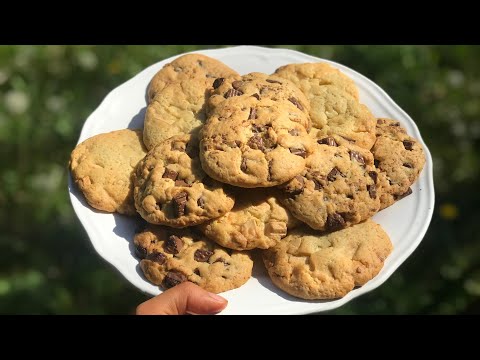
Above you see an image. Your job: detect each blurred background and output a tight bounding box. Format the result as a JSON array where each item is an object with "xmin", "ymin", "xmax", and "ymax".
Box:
[{"xmin": 1, "ymin": 45, "xmax": 479, "ymax": 314}]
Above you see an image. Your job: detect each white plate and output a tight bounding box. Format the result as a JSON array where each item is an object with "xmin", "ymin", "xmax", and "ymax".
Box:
[{"xmin": 68, "ymin": 46, "xmax": 435, "ymax": 315}]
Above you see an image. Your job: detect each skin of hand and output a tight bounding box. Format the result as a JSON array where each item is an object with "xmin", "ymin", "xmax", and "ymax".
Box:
[{"xmin": 136, "ymin": 282, "xmax": 228, "ymax": 315}]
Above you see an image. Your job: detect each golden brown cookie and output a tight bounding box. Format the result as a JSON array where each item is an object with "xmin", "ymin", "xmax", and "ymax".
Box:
[
  {"xmin": 147, "ymin": 53, "xmax": 238, "ymax": 103},
  {"xmin": 372, "ymin": 118, "xmax": 426, "ymax": 209},
  {"xmin": 134, "ymin": 134, "xmax": 235, "ymax": 227},
  {"xmin": 262, "ymin": 219, "xmax": 393, "ymax": 300},
  {"xmin": 274, "ymin": 62, "xmax": 359, "ymax": 100},
  {"xmin": 208, "ymin": 72, "xmax": 311, "ymax": 130},
  {"xmin": 277, "ymin": 141, "xmax": 380, "ymax": 231},
  {"xmin": 70, "ymin": 129, "xmax": 147, "ymax": 215},
  {"xmin": 134, "ymin": 225, "xmax": 253, "ymax": 293},
  {"xmin": 200, "ymin": 96, "xmax": 315, "ymax": 188},
  {"xmin": 198, "ymin": 189, "xmax": 300, "ymax": 250}
]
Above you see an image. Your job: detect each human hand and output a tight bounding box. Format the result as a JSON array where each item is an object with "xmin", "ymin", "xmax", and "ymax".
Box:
[{"xmin": 136, "ymin": 282, "xmax": 228, "ymax": 315}]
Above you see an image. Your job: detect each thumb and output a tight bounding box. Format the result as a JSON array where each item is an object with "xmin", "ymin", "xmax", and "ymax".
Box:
[{"xmin": 136, "ymin": 282, "xmax": 228, "ymax": 315}]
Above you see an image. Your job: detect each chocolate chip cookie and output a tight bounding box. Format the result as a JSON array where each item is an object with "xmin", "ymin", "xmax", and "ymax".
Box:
[
  {"xmin": 274, "ymin": 62, "xmax": 359, "ymax": 100},
  {"xmin": 274, "ymin": 64, "xmax": 375, "ymax": 150},
  {"xmin": 372, "ymin": 118, "xmax": 426, "ymax": 209},
  {"xmin": 262, "ymin": 219, "xmax": 393, "ymax": 299},
  {"xmin": 147, "ymin": 53, "xmax": 238, "ymax": 103},
  {"xmin": 135, "ymin": 225, "xmax": 253, "ymax": 293},
  {"xmin": 70, "ymin": 129, "xmax": 147, "ymax": 215},
  {"xmin": 198, "ymin": 188, "xmax": 300, "ymax": 250},
  {"xmin": 200, "ymin": 96, "xmax": 315, "ymax": 187},
  {"xmin": 277, "ymin": 141, "xmax": 380, "ymax": 231},
  {"xmin": 208, "ymin": 72, "xmax": 311, "ymax": 130},
  {"xmin": 134, "ymin": 134, "xmax": 235, "ymax": 227}
]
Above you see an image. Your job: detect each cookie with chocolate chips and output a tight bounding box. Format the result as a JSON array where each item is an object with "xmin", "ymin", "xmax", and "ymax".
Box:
[
  {"xmin": 274, "ymin": 62, "xmax": 359, "ymax": 100},
  {"xmin": 134, "ymin": 134, "xmax": 235, "ymax": 227},
  {"xmin": 200, "ymin": 96, "xmax": 315, "ymax": 188},
  {"xmin": 372, "ymin": 118, "xmax": 426, "ymax": 209},
  {"xmin": 198, "ymin": 188, "xmax": 300, "ymax": 250},
  {"xmin": 208, "ymin": 72, "xmax": 311, "ymax": 130},
  {"xmin": 262, "ymin": 219, "xmax": 393, "ymax": 300},
  {"xmin": 146, "ymin": 53, "xmax": 238, "ymax": 103},
  {"xmin": 274, "ymin": 63, "xmax": 375, "ymax": 150},
  {"xmin": 144, "ymin": 55, "xmax": 240, "ymax": 150},
  {"xmin": 277, "ymin": 140, "xmax": 380, "ymax": 231},
  {"xmin": 134, "ymin": 225, "xmax": 253, "ymax": 293}
]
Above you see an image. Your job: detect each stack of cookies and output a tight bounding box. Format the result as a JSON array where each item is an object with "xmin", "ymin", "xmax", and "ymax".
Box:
[{"xmin": 70, "ymin": 53, "xmax": 426, "ymax": 300}]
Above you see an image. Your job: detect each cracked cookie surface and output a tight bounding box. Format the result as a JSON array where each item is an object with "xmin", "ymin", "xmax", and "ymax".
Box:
[
  {"xmin": 134, "ymin": 134, "xmax": 235, "ymax": 227},
  {"xmin": 372, "ymin": 118, "xmax": 426, "ymax": 209},
  {"xmin": 262, "ymin": 219, "xmax": 393, "ymax": 299},
  {"xmin": 70, "ymin": 129, "xmax": 147, "ymax": 215},
  {"xmin": 198, "ymin": 188, "xmax": 300, "ymax": 250},
  {"xmin": 274, "ymin": 62, "xmax": 359, "ymax": 100},
  {"xmin": 135, "ymin": 225, "xmax": 253, "ymax": 293},
  {"xmin": 144, "ymin": 55, "xmax": 238, "ymax": 149},
  {"xmin": 200, "ymin": 96, "xmax": 315, "ymax": 187},
  {"xmin": 274, "ymin": 64, "xmax": 375, "ymax": 150},
  {"xmin": 147, "ymin": 54, "xmax": 238, "ymax": 103},
  {"xmin": 208, "ymin": 72, "xmax": 311, "ymax": 130},
  {"xmin": 277, "ymin": 140, "xmax": 380, "ymax": 231}
]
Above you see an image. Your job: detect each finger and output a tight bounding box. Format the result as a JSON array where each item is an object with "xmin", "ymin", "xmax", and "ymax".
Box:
[{"xmin": 136, "ymin": 282, "xmax": 228, "ymax": 315}]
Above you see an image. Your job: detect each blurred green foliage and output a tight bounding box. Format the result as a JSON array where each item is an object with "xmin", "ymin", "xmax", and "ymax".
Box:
[{"xmin": 1, "ymin": 45, "xmax": 479, "ymax": 314}]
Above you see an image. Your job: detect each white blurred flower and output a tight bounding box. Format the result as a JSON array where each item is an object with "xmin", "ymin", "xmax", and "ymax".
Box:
[
  {"xmin": 46, "ymin": 95, "xmax": 65, "ymax": 113},
  {"xmin": 29, "ymin": 164, "xmax": 63, "ymax": 193},
  {"xmin": 4, "ymin": 90, "xmax": 30, "ymax": 114},
  {"xmin": 0, "ymin": 69, "xmax": 8, "ymax": 85},
  {"xmin": 77, "ymin": 50, "xmax": 98, "ymax": 71},
  {"xmin": 447, "ymin": 70, "xmax": 464, "ymax": 88}
]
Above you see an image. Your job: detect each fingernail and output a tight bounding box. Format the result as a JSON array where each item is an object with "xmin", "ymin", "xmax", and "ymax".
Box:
[{"xmin": 207, "ymin": 292, "xmax": 227, "ymax": 303}]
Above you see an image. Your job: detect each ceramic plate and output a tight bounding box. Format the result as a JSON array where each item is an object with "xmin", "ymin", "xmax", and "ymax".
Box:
[{"xmin": 68, "ymin": 46, "xmax": 435, "ymax": 315}]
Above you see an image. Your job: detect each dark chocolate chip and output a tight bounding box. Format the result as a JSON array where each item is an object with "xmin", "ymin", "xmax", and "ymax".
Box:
[
  {"xmin": 193, "ymin": 268, "xmax": 201, "ymax": 276},
  {"xmin": 251, "ymin": 93, "xmax": 260, "ymax": 100},
  {"xmin": 289, "ymin": 129, "xmax": 299, "ymax": 136},
  {"xmin": 249, "ymin": 108, "xmax": 257, "ymax": 120},
  {"xmin": 403, "ymin": 163, "xmax": 414, "ymax": 168},
  {"xmin": 197, "ymin": 197, "xmax": 205, "ymax": 209},
  {"xmin": 194, "ymin": 249, "xmax": 214, "ymax": 262},
  {"xmin": 367, "ymin": 184, "xmax": 377, "ymax": 199},
  {"xmin": 172, "ymin": 191, "xmax": 188, "ymax": 217},
  {"xmin": 288, "ymin": 97, "xmax": 304, "ymax": 111},
  {"xmin": 247, "ymin": 135, "xmax": 265, "ymax": 151},
  {"xmin": 403, "ymin": 140, "xmax": 414, "ymax": 150},
  {"xmin": 326, "ymin": 213, "xmax": 346, "ymax": 231},
  {"xmin": 224, "ymin": 88, "xmax": 243, "ymax": 98},
  {"xmin": 266, "ymin": 79, "xmax": 282, "ymax": 84},
  {"xmin": 175, "ymin": 179, "xmax": 191, "ymax": 187},
  {"xmin": 290, "ymin": 148, "xmax": 306, "ymax": 158},
  {"xmin": 394, "ymin": 187, "xmax": 413, "ymax": 201},
  {"xmin": 282, "ymin": 175, "xmax": 305, "ymax": 196},
  {"xmin": 163, "ymin": 168, "xmax": 178, "ymax": 180},
  {"xmin": 164, "ymin": 235, "xmax": 183, "ymax": 254},
  {"xmin": 317, "ymin": 137, "xmax": 338, "ymax": 147},
  {"xmin": 241, "ymin": 158, "xmax": 248, "ymax": 172},
  {"xmin": 350, "ymin": 150, "xmax": 365, "ymax": 166},
  {"xmin": 312, "ymin": 178, "xmax": 323, "ymax": 190},
  {"xmin": 134, "ymin": 244, "xmax": 147, "ymax": 259},
  {"xmin": 252, "ymin": 124, "xmax": 265, "ymax": 133},
  {"xmin": 368, "ymin": 171, "xmax": 378, "ymax": 184},
  {"xmin": 232, "ymin": 80, "xmax": 244, "ymax": 89},
  {"xmin": 213, "ymin": 78, "xmax": 225, "ymax": 89},
  {"xmin": 146, "ymin": 251, "xmax": 166, "ymax": 265},
  {"xmin": 163, "ymin": 271, "xmax": 187, "ymax": 289},
  {"xmin": 327, "ymin": 167, "xmax": 342, "ymax": 182},
  {"xmin": 214, "ymin": 258, "xmax": 229, "ymax": 265}
]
